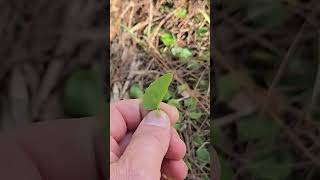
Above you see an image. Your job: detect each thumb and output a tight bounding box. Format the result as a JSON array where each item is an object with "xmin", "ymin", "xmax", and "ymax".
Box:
[{"xmin": 119, "ymin": 110, "xmax": 171, "ymax": 176}]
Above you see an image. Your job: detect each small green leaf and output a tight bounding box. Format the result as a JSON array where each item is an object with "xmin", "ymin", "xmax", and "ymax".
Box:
[
  {"xmin": 174, "ymin": 122, "xmax": 182, "ymax": 131},
  {"xmin": 63, "ymin": 69, "xmax": 101, "ymax": 117},
  {"xmin": 168, "ymin": 99, "xmax": 181, "ymax": 108},
  {"xmin": 184, "ymin": 98, "xmax": 197, "ymax": 109},
  {"xmin": 163, "ymin": 90, "xmax": 173, "ymax": 102},
  {"xmin": 171, "ymin": 47, "xmax": 192, "ymax": 59},
  {"xmin": 143, "ymin": 73, "xmax": 173, "ymax": 110},
  {"xmin": 199, "ymin": 50, "xmax": 210, "ymax": 61},
  {"xmin": 189, "ymin": 110, "xmax": 203, "ymax": 120},
  {"xmin": 178, "ymin": 84, "xmax": 188, "ymax": 94},
  {"xmin": 201, "ymin": 175, "xmax": 209, "ymax": 180},
  {"xmin": 178, "ymin": 112, "xmax": 184, "ymax": 122},
  {"xmin": 187, "ymin": 61, "xmax": 201, "ymax": 69},
  {"xmin": 249, "ymin": 150, "xmax": 293, "ymax": 180},
  {"xmin": 196, "ymin": 27, "xmax": 209, "ymax": 38},
  {"xmin": 196, "ymin": 147, "xmax": 210, "ymax": 162},
  {"xmin": 199, "ymin": 80, "xmax": 209, "ymax": 90},
  {"xmin": 160, "ymin": 5, "xmax": 171, "ymax": 13},
  {"xmin": 129, "ymin": 84, "xmax": 143, "ymax": 99},
  {"xmin": 218, "ymin": 73, "xmax": 242, "ymax": 102},
  {"xmin": 171, "ymin": 47, "xmax": 182, "ymax": 57},
  {"xmin": 198, "ymin": 27, "xmax": 208, "ymax": 34},
  {"xmin": 194, "ymin": 135, "xmax": 205, "ymax": 147},
  {"xmin": 160, "ymin": 32, "xmax": 176, "ymax": 46},
  {"xmin": 238, "ymin": 113, "xmax": 279, "ymax": 142},
  {"xmin": 173, "ymin": 8, "xmax": 187, "ymax": 19},
  {"xmin": 180, "ymin": 48, "xmax": 193, "ymax": 59}
]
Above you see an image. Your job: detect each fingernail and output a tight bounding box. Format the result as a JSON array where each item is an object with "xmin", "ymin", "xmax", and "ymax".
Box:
[{"xmin": 143, "ymin": 110, "xmax": 170, "ymax": 128}]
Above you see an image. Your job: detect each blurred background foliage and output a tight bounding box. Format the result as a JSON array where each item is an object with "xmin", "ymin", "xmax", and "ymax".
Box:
[
  {"xmin": 214, "ymin": 0, "xmax": 320, "ymax": 179},
  {"xmin": 0, "ymin": 0, "xmax": 105, "ymax": 129}
]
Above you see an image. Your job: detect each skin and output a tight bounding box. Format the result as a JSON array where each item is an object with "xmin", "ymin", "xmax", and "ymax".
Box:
[
  {"xmin": 0, "ymin": 99, "xmax": 187, "ymax": 180},
  {"xmin": 110, "ymin": 99, "xmax": 188, "ymax": 180}
]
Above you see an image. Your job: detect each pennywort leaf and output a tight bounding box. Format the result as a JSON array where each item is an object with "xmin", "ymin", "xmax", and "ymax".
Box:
[
  {"xmin": 171, "ymin": 47, "xmax": 193, "ymax": 59},
  {"xmin": 143, "ymin": 73, "xmax": 173, "ymax": 110},
  {"xmin": 160, "ymin": 32, "xmax": 176, "ymax": 46},
  {"xmin": 173, "ymin": 8, "xmax": 187, "ymax": 19},
  {"xmin": 196, "ymin": 146, "xmax": 210, "ymax": 162},
  {"xmin": 129, "ymin": 84, "xmax": 143, "ymax": 98},
  {"xmin": 168, "ymin": 99, "xmax": 181, "ymax": 108}
]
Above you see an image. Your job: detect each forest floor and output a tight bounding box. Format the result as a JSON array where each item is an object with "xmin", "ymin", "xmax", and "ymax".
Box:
[
  {"xmin": 110, "ymin": 0, "xmax": 211, "ymax": 179},
  {"xmin": 214, "ymin": 0, "xmax": 320, "ymax": 179}
]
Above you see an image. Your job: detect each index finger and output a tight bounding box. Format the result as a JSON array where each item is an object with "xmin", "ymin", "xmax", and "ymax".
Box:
[{"xmin": 110, "ymin": 99, "xmax": 179, "ymax": 142}]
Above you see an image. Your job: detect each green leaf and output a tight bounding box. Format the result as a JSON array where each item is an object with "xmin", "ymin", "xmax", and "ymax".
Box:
[
  {"xmin": 189, "ymin": 110, "xmax": 203, "ymax": 120},
  {"xmin": 171, "ymin": 47, "xmax": 182, "ymax": 57},
  {"xmin": 199, "ymin": 50, "xmax": 210, "ymax": 61},
  {"xmin": 238, "ymin": 113, "xmax": 279, "ymax": 142},
  {"xmin": 184, "ymin": 98, "xmax": 197, "ymax": 109},
  {"xmin": 160, "ymin": 5, "xmax": 171, "ymax": 13},
  {"xmin": 249, "ymin": 158, "xmax": 292, "ymax": 180},
  {"xmin": 196, "ymin": 147, "xmax": 210, "ymax": 162},
  {"xmin": 201, "ymin": 175, "xmax": 209, "ymax": 180},
  {"xmin": 171, "ymin": 47, "xmax": 192, "ymax": 59},
  {"xmin": 180, "ymin": 48, "xmax": 193, "ymax": 59},
  {"xmin": 198, "ymin": 27, "xmax": 208, "ymax": 34},
  {"xmin": 178, "ymin": 84, "xmax": 188, "ymax": 94},
  {"xmin": 174, "ymin": 122, "xmax": 182, "ymax": 131},
  {"xmin": 187, "ymin": 61, "xmax": 201, "ymax": 70},
  {"xmin": 218, "ymin": 73, "xmax": 242, "ymax": 102},
  {"xmin": 168, "ymin": 99, "xmax": 181, "ymax": 108},
  {"xmin": 163, "ymin": 90, "xmax": 173, "ymax": 102},
  {"xmin": 194, "ymin": 135, "xmax": 205, "ymax": 147},
  {"xmin": 63, "ymin": 69, "xmax": 102, "ymax": 117},
  {"xmin": 160, "ymin": 32, "xmax": 176, "ymax": 46},
  {"xmin": 143, "ymin": 73, "xmax": 173, "ymax": 110},
  {"xmin": 248, "ymin": 148, "xmax": 293, "ymax": 180},
  {"xmin": 199, "ymin": 80, "xmax": 209, "ymax": 90},
  {"xmin": 129, "ymin": 84, "xmax": 143, "ymax": 99},
  {"xmin": 173, "ymin": 8, "xmax": 187, "ymax": 19},
  {"xmin": 196, "ymin": 27, "xmax": 208, "ymax": 38}
]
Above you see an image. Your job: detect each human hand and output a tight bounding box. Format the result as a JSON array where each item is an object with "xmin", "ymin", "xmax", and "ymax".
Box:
[
  {"xmin": 110, "ymin": 99, "xmax": 187, "ymax": 180},
  {"xmin": 0, "ymin": 117, "xmax": 107, "ymax": 180}
]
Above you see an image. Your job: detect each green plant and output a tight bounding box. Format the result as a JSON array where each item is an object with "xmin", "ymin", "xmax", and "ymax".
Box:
[
  {"xmin": 63, "ymin": 69, "xmax": 101, "ymax": 117},
  {"xmin": 143, "ymin": 73, "xmax": 173, "ymax": 110},
  {"xmin": 129, "ymin": 84, "xmax": 143, "ymax": 98},
  {"xmin": 160, "ymin": 32, "xmax": 176, "ymax": 47},
  {"xmin": 196, "ymin": 146, "xmax": 210, "ymax": 162},
  {"xmin": 173, "ymin": 8, "xmax": 187, "ymax": 19},
  {"xmin": 171, "ymin": 47, "xmax": 193, "ymax": 59}
]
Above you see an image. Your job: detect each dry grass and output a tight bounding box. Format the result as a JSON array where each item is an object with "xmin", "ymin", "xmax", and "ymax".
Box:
[{"xmin": 110, "ymin": 0, "xmax": 210, "ymax": 179}]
